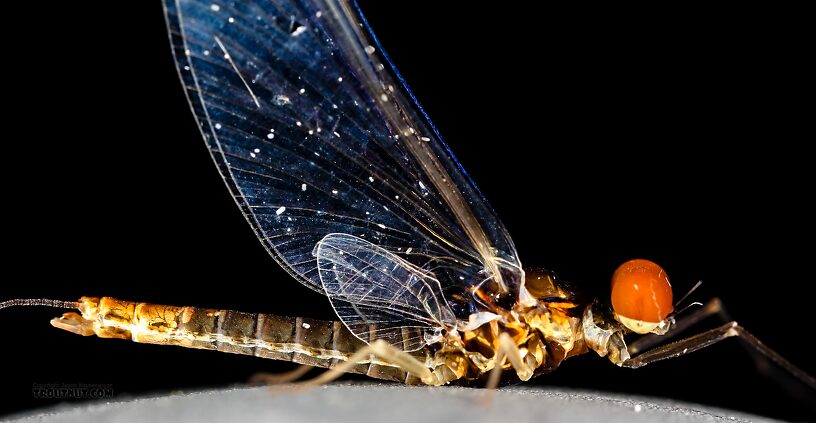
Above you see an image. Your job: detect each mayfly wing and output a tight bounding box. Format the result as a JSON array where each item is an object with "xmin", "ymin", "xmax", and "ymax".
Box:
[
  {"xmin": 164, "ymin": 0, "xmax": 524, "ymax": 347},
  {"xmin": 315, "ymin": 233, "xmax": 457, "ymax": 351}
]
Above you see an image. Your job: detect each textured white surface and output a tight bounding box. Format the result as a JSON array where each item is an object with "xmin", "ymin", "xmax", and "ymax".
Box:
[{"xmin": 4, "ymin": 383, "xmax": 776, "ymax": 423}]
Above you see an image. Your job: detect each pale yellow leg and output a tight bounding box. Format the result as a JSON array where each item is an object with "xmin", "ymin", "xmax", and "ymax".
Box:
[
  {"xmin": 249, "ymin": 365, "xmax": 313, "ymax": 385},
  {"xmin": 298, "ymin": 340, "xmax": 435, "ymax": 386},
  {"xmin": 485, "ymin": 333, "xmax": 534, "ymax": 390},
  {"xmin": 485, "ymin": 348, "xmax": 506, "ymax": 394}
]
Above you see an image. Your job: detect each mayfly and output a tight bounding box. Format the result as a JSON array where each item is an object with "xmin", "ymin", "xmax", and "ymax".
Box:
[{"xmin": 3, "ymin": 0, "xmax": 815, "ymax": 390}]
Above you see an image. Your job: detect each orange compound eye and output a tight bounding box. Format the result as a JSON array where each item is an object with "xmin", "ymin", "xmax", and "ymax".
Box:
[{"xmin": 611, "ymin": 259, "xmax": 673, "ymax": 334}]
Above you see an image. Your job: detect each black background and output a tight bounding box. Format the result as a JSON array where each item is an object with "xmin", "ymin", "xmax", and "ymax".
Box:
[{"xmin": 2, "ymin": 1, "xmax": 813, "ymax": 421}]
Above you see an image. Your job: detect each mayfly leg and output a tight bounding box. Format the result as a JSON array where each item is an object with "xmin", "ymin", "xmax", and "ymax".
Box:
[
  {"xmin": 485, "ymin": 332, "xmax": 536, "ymax": 391},
  {"xmin": 621, "ymin": 320, "xmax": 816, "ymax": 391},
  {"xmin": 630, "ymin": 297, "xmax": 778, "ymax": 372},
  {"xmin": 249, "ymin": 365, "xmax": 313, "ymax": 385},
  {"xmin": 289, "ymin": 339, "xmax": 436, "ymax": 386},
  {"xmin": 625, "ymin": 297, "xmax": 816, "ymax": 404},
  {"xmin": 628, "ymin": 298, "xmax": 727, "ymax": 355}
]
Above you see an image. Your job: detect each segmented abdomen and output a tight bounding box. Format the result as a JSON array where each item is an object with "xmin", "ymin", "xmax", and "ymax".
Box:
[{"xmin": 59, "ymin": 297, "xmax": 429, "ymax": 384}]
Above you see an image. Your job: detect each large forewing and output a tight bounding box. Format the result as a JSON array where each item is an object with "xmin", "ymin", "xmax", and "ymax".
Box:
[
  {"xmin": 315, "ymin": 233, "xmax": 456, "ymax": 350},
  {"xmin": 163, "ymin": 0, "xmax": 523, "ymax": 297}
]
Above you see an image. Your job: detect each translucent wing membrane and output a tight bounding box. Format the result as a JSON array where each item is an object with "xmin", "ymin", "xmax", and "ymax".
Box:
[
  {"xmin": 315, "ymin": 233, "xmax": 457, "ymax": 351},
  {"xmin": 164, "ymin": 0, "xmax": 523, "ymax": 348}
]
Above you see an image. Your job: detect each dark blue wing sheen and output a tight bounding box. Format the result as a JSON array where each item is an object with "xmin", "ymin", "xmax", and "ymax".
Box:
[{"xmin": 163, "ymin": 0, "xmax": 526, "ymax": 328}]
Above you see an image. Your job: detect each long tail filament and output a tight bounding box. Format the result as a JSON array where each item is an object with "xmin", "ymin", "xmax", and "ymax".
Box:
[{"xmin": 0, "ymin": 298, "xmax": 80, "ymax": 311}]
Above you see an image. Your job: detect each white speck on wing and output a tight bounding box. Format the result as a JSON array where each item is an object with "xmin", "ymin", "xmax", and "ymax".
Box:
[
  {"xmin": 364, "ymin": 45, "xmax": 376, "ymax": 55},
  {"xmin": 301, "ymin": 183, "xmax": 307, "ymax": 191},
  {"xmin": 276, "ymin": 206, "xmax": 286, "ymax": 215},
  {"xmin": 214, "ymin": 123, "xmax": 222, "ymax": 130},
  {"xmin": 273, "ymin": 95, "xmax": 290, "ymax": 106},
  {"xmin": 210, "ymin": 4, "xmax": 221, "ymax": 12}
]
